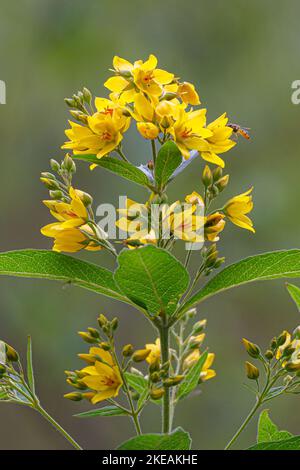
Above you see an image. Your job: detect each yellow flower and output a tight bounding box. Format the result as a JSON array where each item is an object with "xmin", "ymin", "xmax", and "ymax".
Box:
[
  {"xmin": 145, "ymin": 338, "xmax": 161, "ymax": 365},
  {"xmin": 62, "ymin": 107, "xmax": 129, "ymax": 160},
  {"xmin": 177, "ymin": 82, "xmax": 200, "ymax": 105},
  {"xmin": 105, "ymin": 54, "xmax": 174, "ymax": 103},
  {"xmin": 185, "ymin": 191, "xmax": 204, "ymax": 207},
  {"xmin": 137, "ymin": 122, "xmax": 159, "ymax": 140},
  {"xmin": 223, "ymin": 188, "xmax": 255, "ymax": 232},
  {"xmin": 204, "ymin": 212, "xmax": 226, "ymax": 242},
  {"xmin": 200, "ymin": 113, "xmax": 236, "ymax": 168},
  {"xmin": 78, "ymin": 348, "xmax": 123, "ymax": 404},
  {"xmin": 183, "ymin": 350, "xmax": 216, "ymax": 381},
  {"xmin": 169, "ymin": 108, "xmax": 212, "ymax": 159},
  {"xmin": 276, "ymin": 331, "xmax": 291, "ymax": 360},
  {"xmin": 41, "ymin": 187, "xmax": 102, "ymax": 252},
  {"xmin": 170, "ymin": 201, "xmax": 205, "ymax": 243}
]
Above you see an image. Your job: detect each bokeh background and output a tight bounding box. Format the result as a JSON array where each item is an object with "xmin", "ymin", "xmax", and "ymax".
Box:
[{"xmin": 0, "ymin": 0, "xmax": 300, "ymax": 450}]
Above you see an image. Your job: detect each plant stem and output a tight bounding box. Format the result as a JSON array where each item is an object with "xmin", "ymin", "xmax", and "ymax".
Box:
[
  {"xmin": 36, "ymin": 404, "xmax": 82, "ymax": 450},
  {"xmin": 117, "ymin": 147, "xmax": 130, "ymax": 162},
  {"xmin": 151, "ymin": 139, "xmax": 157, "ymax": 165},
  {"xmin": 224, "ymin": 398, "xmax": 261, "ymax": 450},
  {"xmin": 160, "ymin": 322, "xmax": 171, "ymax": 434}
]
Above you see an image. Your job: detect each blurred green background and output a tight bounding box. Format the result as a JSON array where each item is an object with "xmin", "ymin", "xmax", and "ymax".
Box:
[{"xmin": 0, "ymin": 0, "xmax": 300, "ymax": 450}]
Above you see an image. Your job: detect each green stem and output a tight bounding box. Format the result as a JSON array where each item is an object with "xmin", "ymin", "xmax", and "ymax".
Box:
[
  {"xmin": 151, "ymin": 139, "xmax": 157, "ymax": 165},
  {"xmin": 160, "ymin": 322, "xmax": 171, "ymax": 434},
  {"xmin": 224, "ymin": 398, "xmax": 261, "ymax": 450},
  {"xmin": 36, "ymin": 404, "xmax": 82, "ymax": 450},
  {"xmin": 117, "ymin": 147, "xmax": 130, "ymax": 163}
]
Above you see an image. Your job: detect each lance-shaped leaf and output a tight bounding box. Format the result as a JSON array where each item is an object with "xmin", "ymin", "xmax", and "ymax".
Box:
[
  {"xmin": 286, "ymin": 283, "xmax": 300, "ymax": 311},
  {"xmin": 0, "ymin": 250, "xmax": 128, "ymax": 303},
  {"xmin": 74, "ymin": 405, "xmax": 129, "ymax": 418},
  {"xmin": 179, "ymin": 250, "xmax": 300, "ymax": 314},
  {"xmin": 114, "ymin": 246, "xmax": 190, "ymax": 316},
  {"xmin": 117, "ymin": 427, "xmax": 191, "ymax": 450},
  {"xmin": 73, "ymin": 155, "xmax": 152, "ymax": 188},
  {"xmin": 176, "ymin": 351, "xmax": 208, "ymax": 400},
  {"xmin": 26, "ymin": 336, "xmax": 35, "ymax": 394},
  {"xmin": 154, "ymin": 141, "xmax": 182, "ymax": 190}
]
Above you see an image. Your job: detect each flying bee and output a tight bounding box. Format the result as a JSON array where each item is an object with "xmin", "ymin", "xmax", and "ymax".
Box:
[{"xmin": 228, "ymin": 123, "xmax": 251, "ymax": 140}]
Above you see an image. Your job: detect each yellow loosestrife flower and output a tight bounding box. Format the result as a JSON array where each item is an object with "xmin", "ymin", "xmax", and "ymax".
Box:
[
  {"xmin": 223, "ymin": 188, "xmax": 255, "ymax": 232},
  {"xmin": 145, "ymin": 338, "xmax": 161, "ymax": 365},
  {"xmin": 177, "ymin": 82, "xmax": 200, "ymax": 105},
  {"xmin": 78, "ymin": 348, "xmax": 123, "ymax": 404},
  {"xmin": 200, "ymin": 113, "xmax": 236, "ymax": 168},
  {"xmin": 105, "ymin": 54, "xmax": 174, "ymax": 103},
  {"xmin": 169, "ymin": 108, "xmax": 212, "ymax": 159},
  {"xmin": 41, "ymin": 187, "xmax": 102, "ymax": 253},
  {"xmin": 204, "ymin": 212, "xmax": 226, "ymax": 242},
  {"xmin": 183, "ymin": 350, "xmax": 216, "ymax": 381}
]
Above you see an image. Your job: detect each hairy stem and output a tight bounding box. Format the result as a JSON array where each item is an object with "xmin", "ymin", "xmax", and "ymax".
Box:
[{"xmin": 160, "ymin": 322, "xmax": 171, "ymax": 434}]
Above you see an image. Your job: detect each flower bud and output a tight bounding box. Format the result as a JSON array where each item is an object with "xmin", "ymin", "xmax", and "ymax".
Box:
[
  {"xmin": 50, "ymin": 159, "xmax": 60, "ymax": 172},
  {"xmin": 122, "ymin": 344, "xmax": 134, "ymax": 357},
  {"xmin": 282, "ymin": 345, "xmax": 295, "ymax": 358},
  {"xmin": 62, "ymin": 155, "xmax": 76, "ymax": 173},
  {"xmin": 242, "ymin": 338, "xmax": 260, "ymax": 358},
  {"xmin": 163, "ymin": 375, "xmax": 184, "ymax": 387},
  {"xmin": 192, "ymin": 319, "xmax": 207, "ymax": 335},
  {"xmin": 64, "ymin": 98, "xmax": 76, "ymax": 108},
  {"xmin": 245, "ymin": 361, "xmax": 259, "ymax": 380},
  {"xmin": 132, "ymin": 349, "xmax": 151, "ymax": 362},
  {"xmin": 99, "ymin": 342, "xmax": 111, "ymax": 351},
  {"xmin": 78, "ymin": 332, "xmax": 97, "ymax": 344},
  {"xmin": 186, "ymin": 308, "xmax": 197, "ymax": 319},
  {"xmin": 293, "ymin": 326, "xmax": 300, "ymax": 340},
  {"xmin": 285, "ymin": 361, "xmax": 300, "ymax": 372},
  {"xmin": 215, "ymin": 175, "xmax": 229, "ymax": 192},
  {"xmin": 270, "ymin": 337, "xmax": 277, "ymax": 350},
  {"xmin": 150, "ymin": 372, "xmax": 160, "ymax": 383},
  {"xmin": 202, "ymin": 165, "xmax": 213, "ymax": 186},
  {"xmin": 147, "ymin": 160, "xmax": 154, "ymax": 170},
  {"xmin": 264, "ymin": 350, "xmax": 274, "ymax": 360},
  {"xmin": 40, "ymin": 177, "xmax": 60, "ymax": 190},
  {"xmin": 82, "ymin": 87, "xmax": 92, "ymax": 104},
  {"xmin": 5, "ymin": 344, "xmax": 19, "ymax": 362},
  {"xmin": 98, "ymin": 314, "xmax": 108, "ymax": 328},
  {"xmin": 49, "ymin": 190, "xmax": 64, "ymax": 200},
  {"xmin": 212, "ymin": 166, "xmax": 223, "ymax": 181},
  {"xmin": 149, "ymin": 357, "xmax": 160, "ymax": 373},
  {"xmin": 87, "ymin": 328, "xmax": 100, "ymax": 339},
  {"xmin": 111, "ymin": 318, "xmax": 119, "ymax": 331},
  {"xmin": 64, "ymin": 392, "xmax": 83, "ymax": 401},
  {"xmin": 137, "ymin": 122, "xmax": 159, "ymax": 140},
  {"xmin": 277, "ymin": 331, "xmax": 289, "ymax": 347},
  {"xmin": 150, "ymin": 388, "xmax": 165, "ymax": 400}
]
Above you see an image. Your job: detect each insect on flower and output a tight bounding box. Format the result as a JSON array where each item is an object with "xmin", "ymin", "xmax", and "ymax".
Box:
[{"xmin": 228, "ymin": 123, "xmax": 251, "ymax": 140}]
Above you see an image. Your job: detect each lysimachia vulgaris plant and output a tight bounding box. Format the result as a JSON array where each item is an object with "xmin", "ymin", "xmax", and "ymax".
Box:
[{"xmin": 1, "ymin": 54, "xmax": 300, "ymax": 450}]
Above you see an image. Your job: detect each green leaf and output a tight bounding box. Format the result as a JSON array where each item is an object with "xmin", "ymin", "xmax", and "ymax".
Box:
[
  {"xmin": 154, "ymin": 141, "xmax": 182, "ymax": 190},
  {"xmin": 0, "ymin": 389, "xmax": 9, "ymax": 400},
  {"xmin": 74, "ymin": 405, "xmax": 128, "ymax": 418},
  {"xmin": 286, "ymin": 283, "xmax": 300, "ymax": 311},
  {"xmin": 114, "ymin": 246, "xmax": 190, "ymax": 316},
  {"xmin": 176, "ymin": 351, "xmax": 208, "ymax": 400},
  {"xmin": 117, "ymin": 427, "xmax": 192, "ymax": 450},
  {"xmin": 125, "ymin": 373, "xmax": 148, "ymax": 395},
  {"xmin": 73, "ymin": 155, "xmax": 151, "ymax": 188},
  {"xmin": 180, "ymin": 250, "xmax": 300, "ymax": 314},
  {"xmin": 257, "ymin": 410, "xmax": 292, "ymax": 443},
  {"xmin": 26, "ymin": 336, "xmax": 35, "ymax": 394},
  {"xmin": 0, "ymin": 250, "xmax": 128, "ymax": 304},
  {"xmin": 249, "ymin": 436, "xmax": 300, "ymax": 450}
]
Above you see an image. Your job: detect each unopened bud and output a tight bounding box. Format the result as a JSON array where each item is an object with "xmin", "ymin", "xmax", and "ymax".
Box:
[
  {"xmin": 147, "ymin": 160, "xmax": 154, "ymax": 170},
  {"xmin": 98, "ymin": 314, "xmax": 108, "ymax": 328},
  {"xmin": 50, "ymin": 159, "xmax": 60, "ymax": 172},
  {"xmin": 64, "ymin": 392, "xmax": 83, "ymax": 401},
  {"xmin": 49, "ymin": 190, "xmax": 63, "ymax": 200},
  {"xmin": 202, "ymin": 165, "xmax": 213, "ymax": 186},
  {"xmin": 87, "ymin": 328, "xmax": 100, "ymax": 339},
  {"xmin": 122, "ymin": 344, "xmax": 134, "ymax": 357},
  {"xmin": 164, "ymin": 375, "xmax": 184, "ymax": 387},
  {"xmin": 99, "ymin": 342, "xmax": 111, "ymax": 351},
  {"xmin": 132, "ymin": 349, "xmax": 151, "ymax": 362},
  {"xmin": 245, "ymin": 361, "xmax": 259, "ymax": 380},
  {"xmin": 78, "ymin": 332, "xmax": 97, "ymax": 344},
  {"xmin": 192, "ymin": 319, "xmax": 207, "ymax": 335},
  {"xmin": 264, "ymin": 350, "xmax": 274, "ymax": 360},
  {"xmin": 242, "ymin": 338, "xmax": 260, "ymax": 358},
  {"xmin": 150, "ymin": 372, "xmax": 160, "ymax": 383},
  {"xmin": 82, "ymin": 87, "xmax": 92, "ymax": 104},
  {"xmin": 149, "ymin": 357, "xmax": 160, "ymax": 373},
  {"xmin": 285, "ymin": 361, "xmax": 300, "ymax": 372},
  {"xmin": 270, "ymin": 337, "xmax": 277, "ymax": 350},
  {"xmin": 212, "ymin": 166, "xmax": 223, "ymax": 181},
  {"xmin": 215, "ymin": 175, "xmax": 229, "ymax": 192},
  {"xmin": 64, "ymin": 98, "xmax": 76, "ymax": 108},
  {"xmin": 150, "ymin": 388, "xmax": 165, "ymax": 400},
  {"xmin": 63, "ymin": 155, "xmax": 76, "ymax": 173},
  {"xmin": 111, "ymin": 318, "xmax": 119, "ymax": 331},
  {"xmin": 277, "ymin": 331, "xmax": 289, "ymax": 347},
  {"xmin": 40, "ymin": 177, "xmax": 60, "ymax": 190},
  {"xmin": 5, "ymin": 344, "xmax": 19, "ymax": 362},
  {"xmin": 186, "ymin": 308, "xmax": 197, "ymax": 319}
]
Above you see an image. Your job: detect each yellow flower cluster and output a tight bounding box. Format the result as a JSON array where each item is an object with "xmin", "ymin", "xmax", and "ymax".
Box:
[{"xmin": 62, "ymin": 54, "xmax": 236, "ymax": 168}]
